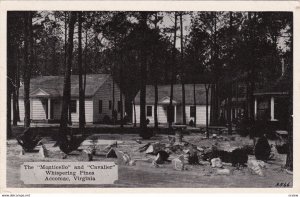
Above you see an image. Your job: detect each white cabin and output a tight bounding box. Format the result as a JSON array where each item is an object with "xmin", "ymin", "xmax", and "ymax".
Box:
[
  {"xmin": 133, "ymin": 84, "xmax": 211, "ymax": 126},
  {"xmin": 14, "ymin": 74, "xmax": 125, "ymax": 123}
]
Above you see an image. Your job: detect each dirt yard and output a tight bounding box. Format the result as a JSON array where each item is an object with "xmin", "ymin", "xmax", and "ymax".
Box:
[{"xmin": 6, "ymin": 133, "xmax": 292, "ymax": 188}]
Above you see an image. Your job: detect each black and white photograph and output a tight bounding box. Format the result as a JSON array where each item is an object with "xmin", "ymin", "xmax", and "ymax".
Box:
[{"xmin": 3, "ymin": 4, "xmax": 296, "ymax": 189}]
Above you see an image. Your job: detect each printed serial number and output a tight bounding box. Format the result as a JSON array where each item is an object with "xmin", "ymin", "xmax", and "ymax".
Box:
[{"xmin": 275, "ymin": 182, "xmax": 290, "ymax": 187}]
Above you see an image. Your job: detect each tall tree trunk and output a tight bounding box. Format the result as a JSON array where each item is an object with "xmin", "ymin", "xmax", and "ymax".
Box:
[
  {"xmin": 168, "ymin": 12, "xmax": 177, "ymax": 129},
  {"xmin": 139, "ymin": 12, "xmax": 149, "ymax": 138},
  {"xmin": 193, "ymin": 83, "xmax": 197, "ymax": 126},
  {"xmin": 78, "ymin": 11, "xmax": 85, "ymax": 130},
  {"xmin": 64, "ymin": 12, "xmax": 72, "ymax": 125},
  {"xmin": 133, "ymin": 100, "xmax": 137, "ymax": 127},
  {"xmin": 285, "ymin": 17, "xmax": 293, "ymax": 171},
  {"xmin": 60, "ymin": 12, "xmax": 76, "ymax": 131},
  {"xmin": 120, "ymin": 57, "xmax": 124, "ymax": 128},
  {"xmin": 7, "ymin": 15, "xmax": 14, "ymax": 138},
  {"xmin": 180, "ymin": 13, "xmax": 186, "ymax": 125},
  {"xmin": 205, "ymin": 84, "xmax": 210, "ymax": 138},
  {"xmin": 12, "ymin": 46, "xmax": 19, "ymax": 125},
  {"xmin": 83, "ymin": 24, "xmax": 88, "ymax": 124},
  {"xmin": 227, "ymin": 12, "xmax": 233, "ymax": 135},
  {"xmin": 211, "ymin": 12, "xmax": 219, "ymax": 126},
  {"xmin": 153, "ymin": 12, "xmax": 159, "ymax": 131},
  {"xmin": 23, "ymin": 11, "xmax": 33, "ymax": 129}
]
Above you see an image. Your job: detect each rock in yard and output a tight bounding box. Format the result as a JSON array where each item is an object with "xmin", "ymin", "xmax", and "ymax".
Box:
[
  {"xmin": 83, "ymin": 149, "xmax": 93, "ymax": 161},
  {"xmin": 211, "ymin": 158, "xmax": 223, "ymax": 168},
  {"xmin": 138, "ymin": 143, "xmax": 151, "ymax": 152},
  {"xmin": 172, "ymin": 158, "xmax": 185, "ymax": 171},
  {"xmin": 216, "ymin": 168, "xmax": 231, "ymax": 175},
  {"xmin": 106, "ymin": 148, "xmax": 118, "ymax": 158},
  {"xmin": 154, "ymin": 153, "xmax": 164, "ymax": 164},
  {"xmin": 145, "ymin": 142, "xmax": 164, "ymax": 155},
  {"xmin": 129, "ymin": 160, "xmax": 136, "ymax": 166},
  {"xmin": 247, "ymin": 159, "xmax": 264, "ymax": 176},
  {"xmin": 255, "ymin": 135, "xmax": 271, "ymax": 161},
  {"xmin": 114, "ymin": 149, "xmax": 131, "ymax": 165},
  {"xmin": 19, "ymin": 149, "xmax": 25, "ymax": 156},
  {"xmin": 39, "ymin": 145, "xmax": 49, "ymax": 158}
]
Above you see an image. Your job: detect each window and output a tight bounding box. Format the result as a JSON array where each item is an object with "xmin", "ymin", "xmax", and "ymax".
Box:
[
  {"xmin": 118, "ymin": 101, "xmax": 121, "ymax": 113},
  {"xmin": 147, "ymin": 106, "xmax": 152, "ymax": 117},
  {"xmin": 109, "ymin": 100, "xmax": 112, "ymax": 110},
  {"xmin": 70, "ymin": 100, "xmax": 77, "ymax": 113},
  {"xmin": 99, "ymin": 100, "xmax": 103, "ymax": 114},
  {"xmin": 190, "ymin": 106, "xmax": 196, "ymax": 118}
]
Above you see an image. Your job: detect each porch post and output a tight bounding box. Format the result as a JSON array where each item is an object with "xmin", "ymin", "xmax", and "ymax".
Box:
[
  {"xmin": 48, "ymin": 98, "xmax": 51, "ymax": 120},
  {"xmin": 270, "ymin": 96, "xmax": 275, "ymax": 121},
  {"xmin": 174, "ymin": 105, "xmax": 177, "ymax": 124},
  {"xmin": 254, "ymin": 97, "xmax": 257, "ymax": 120}
]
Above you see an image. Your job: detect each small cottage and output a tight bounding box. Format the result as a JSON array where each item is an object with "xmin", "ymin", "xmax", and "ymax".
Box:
[
  {"xmin": 133, "ymin": 84, "xmax": 211, "ymax": 126},
  {"xmin": 254, "ymin": 76, "xmax": 290, "ymax": 129},
  {"xmin": 15, "ymin": 74, "xmax": 125, "ymax": 123}
]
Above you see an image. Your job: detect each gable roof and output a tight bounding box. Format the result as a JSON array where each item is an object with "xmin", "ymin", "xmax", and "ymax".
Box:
[
  {"xmin": 19, "ymin": 74, "xmax": 110, "ymax": 98},
  {"xmin": 134, "ymin": 84, "xmax": 211, "ymax": 105},
  {"xmin": 254, "ymin": 74, "xmax": 291, "ymax": 96}
]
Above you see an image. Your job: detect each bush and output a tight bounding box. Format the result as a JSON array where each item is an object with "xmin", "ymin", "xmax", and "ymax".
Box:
[{"xmin": 102, "ymin": 115, "xmax": 111, "ymax": 124}]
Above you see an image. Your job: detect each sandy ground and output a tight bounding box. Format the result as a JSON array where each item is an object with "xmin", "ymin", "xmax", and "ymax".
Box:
[{"xmin": 6, "ymin": 133, "xmax": 292, "ymax": 188}]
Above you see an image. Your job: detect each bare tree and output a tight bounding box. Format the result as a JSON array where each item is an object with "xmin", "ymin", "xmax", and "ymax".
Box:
[
  {"xmin": 180, "ymin": 12, "xmax": 186, "ymax": 125},
  {"xmin": 168, "ymin": 12, "xmax": 177, "ymax": 129},
  {"xmin": 78, "ymin": 11, "xmax": 85, "ymax": 130},
  {"xmin": 60, "ymin": 12, "xmax": 76, "ymax": 130}
]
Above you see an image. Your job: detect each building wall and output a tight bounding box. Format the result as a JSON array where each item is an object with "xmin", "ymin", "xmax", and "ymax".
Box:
[
  {"xmin": 185, "ymin": 105, "xmax": 210, "ymax": 125},
  {"xmin": 70, "ymin": 99, "xmax": 93, "ymax": 123},
  {"xmin": 134, "ymin": 104, "xmax": 210, "ymax": 125},
  {"xmin": 31, "ymin": 98, "xmax": 47, "ymax": 120},
  {"xmin": 93, "ymin": 77, "xmax": 125, "ymax": 123}
]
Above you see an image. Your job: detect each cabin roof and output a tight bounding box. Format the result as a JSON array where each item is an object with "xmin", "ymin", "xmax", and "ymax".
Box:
[
  {"xmin": 19, "ymin": 74, "xmax": 110, "ymax": 98},
  {"xmin": 134, "ymin": 84, "xmax": 211, "ymax": 105},
  {"xmin": 254, "ymin": 74, "xmax": 291, "ymax": 96}
]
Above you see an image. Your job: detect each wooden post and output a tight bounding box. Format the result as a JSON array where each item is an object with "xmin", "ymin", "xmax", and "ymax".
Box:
[
  {"xmin": 48, "ymin": 98, "xmax": 51, "ymax": 120},
  {"xmin": 174, "ymin": 105, "xmax": 177, "ymax": 124},
  {"xmin": 254, "ymin": 97, "xmax": 257, "ymax": 120},
  {"xmin": 270, "ymin": 96, "xmax": 275, "ymax": 121}
]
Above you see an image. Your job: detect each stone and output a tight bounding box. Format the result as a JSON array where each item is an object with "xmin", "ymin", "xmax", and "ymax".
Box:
[
  {"xmin": 197, "ymin": 146, "xmax": 204, "ymax": 152},
  {"xmin": 145, "ymin": 142, "xmax": 164, "ymax": 155},
  {"xmin": 115, "ymin": 149, "xmax": 131, "ymax": 165},
  {"xmin": 154, "ymin": 153, "xmax": 164, "ymax": 164},
  {"xmin": 19, "ymin": 149, "xmax": 25, "ymax": 156},
  {"xmin": 138, "ymin": 143, "xmax": 151, "ymax": 152},
  {"xmin": 247, "ymin": 159, "xmax": 264, "ymax": 176},
  {"xmin": 129, "ymin": 160, "xmax": 136, "ymax": 166},
  {"xmin": 106, "ymin": 148, "xmax": 117, "ymax": 158},
  {"xmin": 83, "ymin": 149, "xmax": 93, "ymax": 161},
  {"xmin": 211, "ymin": 158, "xmax": 223, "ymax": 168},
  {"xmin": 39, "ymin": 145, "xmax": 49, "ymax": 158},
  {"xmin": 216, "ymin": 168, "xmax": 231, "ymax": 175},
  {"xmin": 199, "ymin": 161, "xmax": 210, "ymax": 165},
  {"xmin": 172, "ymin": 158, "xmax": 185, "ymax": 171}
]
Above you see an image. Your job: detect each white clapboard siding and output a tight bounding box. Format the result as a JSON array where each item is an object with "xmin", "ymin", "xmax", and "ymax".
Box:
[
  {"xmin": 157, "ymin": 105, "xmax": 168, "ymax": 124},
  {"xmin": 134, "ymin": 104, "xmax": 210, "ymax": 125},
  {"xmin": 93, "ymin": 76, "xmax": 125, "ymax": 122},
  {"xmin": 185, "ymin": 105, "xmax": 210, "ymax": 125},
  {"xmin": 70, "ymin": 99, "xmax": 93, "ymax": 123},
  {"xmin": 132, "ymin": 104, "xmax": 141, "ymax": 123},
  {"xmin": 145, "ymin": 105, "xmax": 154, "ymax": 124},
  {"xmin": 31, "ymin": 99, "xmax": 46, "ymax": 120},
  {"xmin": 19, "ymin": 99, "xmax": 25, "ymax": 121}
]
